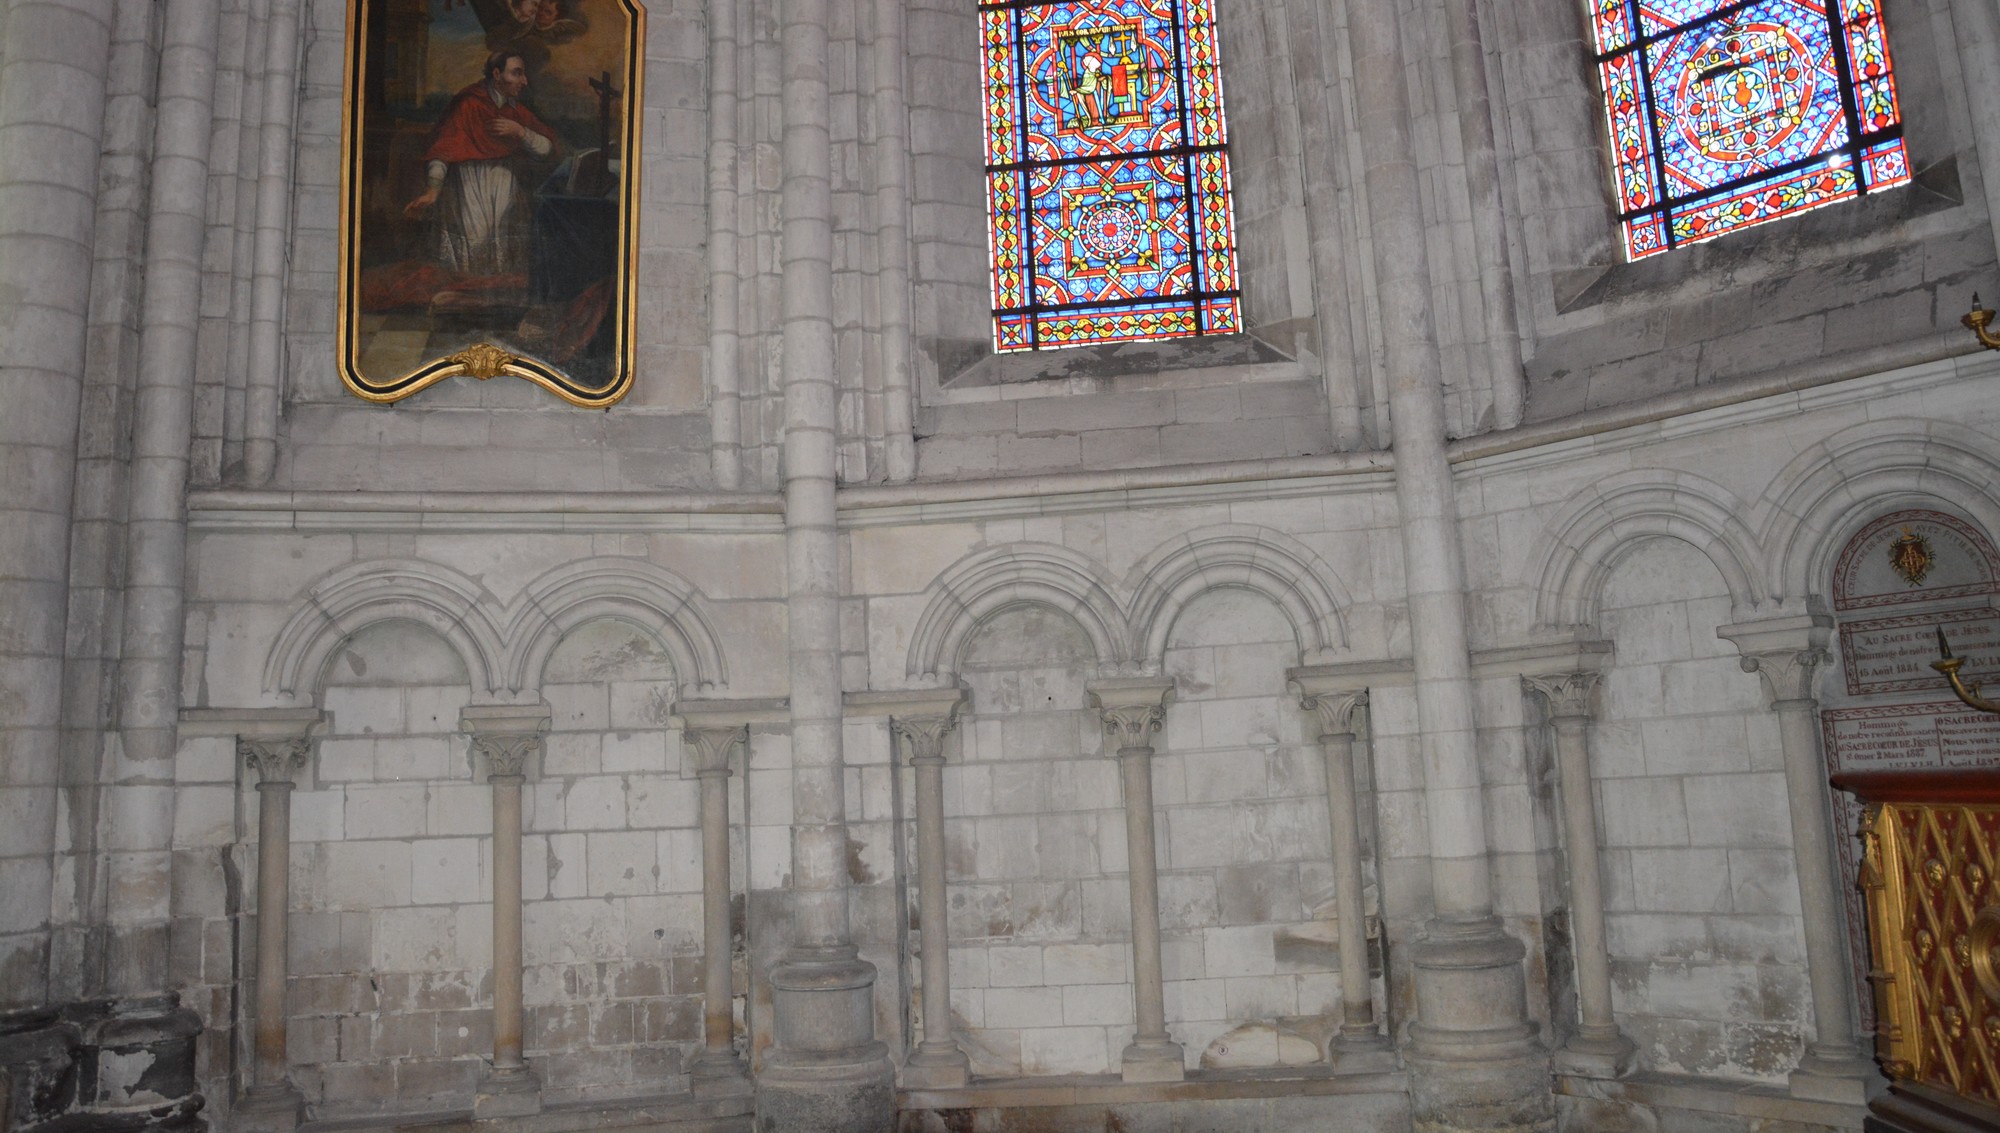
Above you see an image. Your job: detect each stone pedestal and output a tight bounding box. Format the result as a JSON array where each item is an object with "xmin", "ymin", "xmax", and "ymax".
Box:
[
  {"xmin": 1088, "ymin": 679, "xmax": 1185, "ymax": 1085},
  {"xmin": 463, "ymin": 705, "xmax": 551, "ymax": 1119},
  {"xmin": 1720, "ymin": 616, "xmax": 1883, "ymax": 1105}
]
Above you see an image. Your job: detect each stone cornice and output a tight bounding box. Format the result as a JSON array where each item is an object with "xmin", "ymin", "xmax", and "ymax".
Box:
[
  {"xmin": 179, "ymin": 707, "xmax": 325, "ymax": 740},
  {"xmin": 1469, "ymin": 640, "xmax": 1614, "ymax": 680},
  {"xmin": 671, "ymin": 697, "xmax": 791, "ymax": 731},
  {"xmin": 843, "ymin": 687, "xmax": 969, "ymax": 720}
]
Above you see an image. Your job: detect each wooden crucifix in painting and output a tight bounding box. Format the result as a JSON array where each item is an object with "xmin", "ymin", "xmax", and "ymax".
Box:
[{"xmin": 339, "ymin": 0, "xmax": 644, "ymax": 406}]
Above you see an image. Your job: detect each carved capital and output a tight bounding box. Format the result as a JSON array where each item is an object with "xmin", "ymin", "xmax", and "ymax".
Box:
[
  {"xmin": 470, "ymin": 731, "xmax": 545, "ymax": 780},
  {"xmin": 241, "ymin": 737, "xmax": 312, "ymax": 786},
  {"xmin": 1522, "ymin": 671, "xmax": 1602, "ymax": 721},
  {"xmin": 892, "ymin": 710, "xmax": 961, "ymax": 765},
  {"xmin": 1717, "ymin": 614, "xmax": 1833, "ymax": 707},
  {"xmin": 1088, "ymin": 679, "xmax": 1175, "ymax": 752},
  {"xmin": 460, "ymin": 704, "xmax": 552, "ymax": 781},
  {"xmin": 1735, "ymin": 648, "xmax": 1829, "ymax": 706},
  {"xmin": 1298, "ymin": 689, "xmax": 1368, "ymax": 739},
  {"xmin": 683, "ymin": 725, "xmax": 747, "ymax": 777}
]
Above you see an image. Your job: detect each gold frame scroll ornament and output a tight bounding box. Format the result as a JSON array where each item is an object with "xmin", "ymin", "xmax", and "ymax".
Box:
[{"xmin": 337, "ymin": 0, "xmax": 644, "ymax": 406}]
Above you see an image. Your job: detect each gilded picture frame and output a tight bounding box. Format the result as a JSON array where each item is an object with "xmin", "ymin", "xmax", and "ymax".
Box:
[{"xmin": 338, "ymin": 0, "xmax": 644, "ymax": 406}]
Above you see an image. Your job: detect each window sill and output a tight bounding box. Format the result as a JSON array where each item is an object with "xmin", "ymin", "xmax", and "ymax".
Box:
[{"xmin": 920, "ymin": 326, "xmax": 1304, "ymax": 405}]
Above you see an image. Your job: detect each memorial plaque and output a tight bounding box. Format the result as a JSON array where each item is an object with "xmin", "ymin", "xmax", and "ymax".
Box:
[
  {"xmin": 1840, "ymin": 606, "xmax": 2000, "ymax": 696},
  {"xmin": 1831, "ymin": 509, "xmax": 1998, "ymax": 613}
]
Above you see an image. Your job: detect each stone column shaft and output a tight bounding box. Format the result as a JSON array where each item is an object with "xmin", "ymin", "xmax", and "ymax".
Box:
[
  {"xmin": 895, "ymin": 705, "xmax": 968, "ymax": 1088},
  {"xmin": 237, "ymin": 732, "xmax": 311, "ymax": 1132},
  {"xmin": 1721, "ymin": 618, "xmax": 1876, "ymax": 1105},
  {"xmin": 761, "ymin": 0, "xmax": 892, "ymax": 1119},
  {"xmin": 683, "ymin": 720, "xmax": 751, "ymax": 1096},
  {"xmin": 253, "ymin": 777, "xmax": 293, "ymax": 1085},
  {"xmin": 1294, "ymin": 687, "xmax": 1386, "ymax": 1054},
  {"xmin": 0, "ymin": 0, "xmax": 117, "ymax": 1007},
  {"xmin": 1442, "ymin": 0, "xmax": 1523, "ymax": 430},
  {"xmin": 243, "ymin": 0, "xmax": 300, "ymax": 485},
  {"xmin": 1347, "ymin": 0, "xmax": 1547, "ymax": 1118},
  {"xmin": 491, "ymin": 774, "xmax": 526, "ymax": 1067},
  {"xmin": 463, "ymin": 707, "xmax": 549, "ymax": 1119},
  {"xmin": 1089, "ymin": 679, "xmax": 1183, "ymax": 1085},
  {"xmin": 869, "ymin": 0, "xmax": 914, "ymax": 481},
  {"xmin": 1524, "ymin": 672, "xmax": 1634, "ymax": 1078},
  {"xmin": 1774, "ymin": 693, "xmax": 1860, "ymax": 1060},
  {"xmin": 706, "ymin": 0, "xmax": 741, "ymax": 488}
]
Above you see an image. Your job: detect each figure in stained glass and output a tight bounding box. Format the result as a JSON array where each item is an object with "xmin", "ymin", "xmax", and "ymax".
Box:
[
  {"xmin": 1591, "ymin": 0, "xmax": 1910, "ymax": 260},
  {"xmin": 980, "ymin": 0, "xmax": 1239, "ymax": 351}
]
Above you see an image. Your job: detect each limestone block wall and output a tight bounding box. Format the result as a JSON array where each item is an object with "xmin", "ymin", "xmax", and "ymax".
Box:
[
  {"xmin": 177, "ymin": 526, "xmax": 790, "ymax": 1115},
  {"xmin": 163, "ymin": 354, "xmax": 2000, "ymax": 1119},
  {"xmin": 1592, "ymin": 541, "xmax": 1806, "ymax": 1081},
  {"xmin": 1456, "ymin": 352, "xmax": 2000, "ymax": 1081}
]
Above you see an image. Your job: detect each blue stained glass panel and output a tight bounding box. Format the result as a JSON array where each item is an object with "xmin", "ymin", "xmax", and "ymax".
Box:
[
  {"xmin": 979, "ymin": 0, "xmax": 1240, "ymax": 351},
  {"xmin": 1591, "ymin": 0, "xmax": 1911, "ymax": 259}
]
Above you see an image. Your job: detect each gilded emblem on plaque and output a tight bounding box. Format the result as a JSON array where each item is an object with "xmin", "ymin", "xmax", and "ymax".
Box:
[{"xmin": 1889, "ymin": 527, "xmax": 1936, "ymax": 587}]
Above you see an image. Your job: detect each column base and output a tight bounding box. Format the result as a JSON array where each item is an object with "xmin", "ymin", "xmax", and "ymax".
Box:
[
  {"xmin": 689, "ymin": 1049, "xmax": 754, "ymax": 1099},
  {"xmin": 1332, "ymin": 1024, "xmax": 1397, "ymax": 1074},
  {"xmin": 474, "ymin": 1064, "xmax": 543, "ymax": 1118},
  {"xmin": 902, "ymin": 1045, "xmax": 971, "ymax": 1090},
  {"xmin": 756, "ymin": 1045, "xmax": 896, "ymax": 1133},
  {"xmin": 1551, "ymin": 1028, "xmax": 1636, "ymax": 1079},
  {"xmin": 1788, "ymin": 1048, "xmax": 1885, "ymax": 1105},
  {"xmin": 234, "ymin": 1082, "xmax": 304, "ymax": 1133},
  {"xmin": 1120, "ymin": 1039, "xmax": 1185, "ymax": 1084}
]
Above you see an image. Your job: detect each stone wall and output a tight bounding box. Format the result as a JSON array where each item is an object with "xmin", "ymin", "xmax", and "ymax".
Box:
[{"xmin": 139, "ymin": 338, "xmax": 2000, "ymax": 1127}]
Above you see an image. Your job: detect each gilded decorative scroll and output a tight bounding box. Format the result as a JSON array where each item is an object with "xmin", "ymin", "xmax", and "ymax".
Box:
[
  {"xmin": 338, "ymin": 0, "xmax": 644, "ymax": 406},
  {"xmin": 1861, "ymin": 798, "xmax": 2000, "ymax": 1104}
]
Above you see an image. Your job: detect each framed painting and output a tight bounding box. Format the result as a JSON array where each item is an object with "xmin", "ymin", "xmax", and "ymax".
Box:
[{"xmin": 339, "ymin": 0, "xmax": 644, "ymax": 405}]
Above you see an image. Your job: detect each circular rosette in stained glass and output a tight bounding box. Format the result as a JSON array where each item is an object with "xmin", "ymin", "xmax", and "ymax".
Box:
[
  {"xmin": 1077, "ymin": 200, "xmax": 1144, "ymax": 260},
  {"xmin": 1648, "ymin": 4, "xmax": 1847, "ymax": 192},
  {"xmin": 1671, "ymin": 21, "xmax": 1818, "ymax": 165}
]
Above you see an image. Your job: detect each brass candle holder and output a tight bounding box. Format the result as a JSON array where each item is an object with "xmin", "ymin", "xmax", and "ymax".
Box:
[
  {"xmin": 1964, "ymin": 294, "xmax": 2000, "ymax": 351},
  {"xmin": 1934, "ymin": 626, "xmax": 2000, "ymax": 713}
]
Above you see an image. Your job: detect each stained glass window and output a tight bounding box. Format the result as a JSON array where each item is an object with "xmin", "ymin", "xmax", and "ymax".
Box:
[
  {"xmin": 1591, "ymin": 0, "xmax": 1909, "ymax": 260},
  {"xmin": 979, "ymin": 0, "xmax": 1240, "ymax": 351}
]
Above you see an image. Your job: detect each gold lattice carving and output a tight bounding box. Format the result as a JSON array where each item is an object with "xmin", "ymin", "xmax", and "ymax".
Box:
[{"xmin": 1861, "ymin": 799, "xmax": 2000, "ymax": 1103}]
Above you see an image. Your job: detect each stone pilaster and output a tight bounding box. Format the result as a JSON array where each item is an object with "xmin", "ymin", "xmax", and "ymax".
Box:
[
  {"xmin": 1088, "ymin": 678, "xmax": 1184, "ymax": 1084},
  {"xmin": 1719, "ymin": 616, "xmax": 1880, "ymax": 1105},
  {"xmin": 1288, "ymin": 669, "xmax": 1391, "ymax": 1068},
  {"xmin": 1521, "ymin": 669, "xmax": 1635, "ymax": 1079},
  {"xmin": 462, "ymin": 704, "xmax": 551, "ymax": 1118}
]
